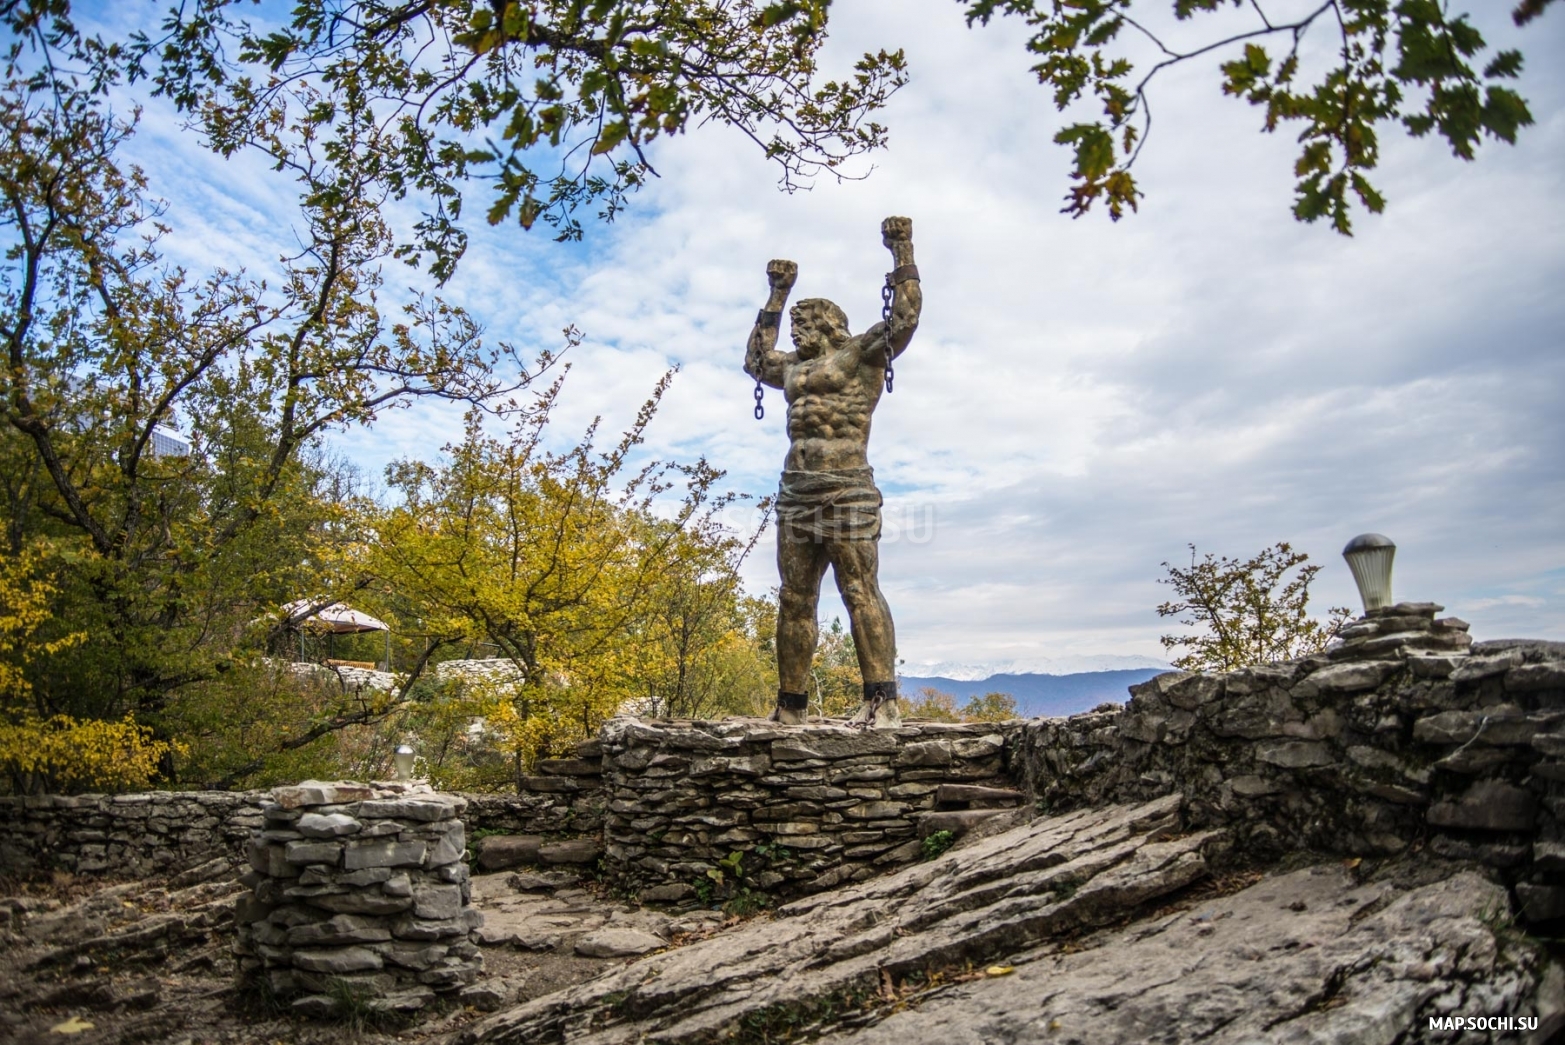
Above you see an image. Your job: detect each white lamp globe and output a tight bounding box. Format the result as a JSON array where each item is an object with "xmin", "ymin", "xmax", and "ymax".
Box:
[{"xmin": 1342, "ymin": 534, "xmax": 1396, "ymax": 614}]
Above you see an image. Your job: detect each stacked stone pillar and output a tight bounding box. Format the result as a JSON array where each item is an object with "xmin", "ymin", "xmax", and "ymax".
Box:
[{"xmin": 233, "ymin": 781, "xmax": 483, "ymax": 1016}]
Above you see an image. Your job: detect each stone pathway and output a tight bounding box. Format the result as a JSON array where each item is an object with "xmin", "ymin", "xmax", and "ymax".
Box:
[{"xmin": 460, "ymin": 870, "xmax": 724, "ymax": 1010}]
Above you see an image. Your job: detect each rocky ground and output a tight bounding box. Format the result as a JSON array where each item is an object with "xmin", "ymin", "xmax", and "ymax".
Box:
[
  {"xmin": 456, "ymin": 793, "xmax": 1563, "ymax": 1045},
  {"xmin": 0, "ymin": 861, "xmax": 729, "ymax": 1044},
  {"xmin": 4, "ymin": 794, "xmax": 1561, "ymax": 1044}
]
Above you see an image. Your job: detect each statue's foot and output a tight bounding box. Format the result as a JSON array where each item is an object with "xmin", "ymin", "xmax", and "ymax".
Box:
[
  {"xmin": 772, "ymin": 690, "xmax": 810, "ymax": 726},
  {"xmin": 774, "ymin": 705, "xmax": 809, "ymax": 726},
  {"xmin": 849, "ymin": 699, "xmax": 902, "ymax": 730},
  {"xmin": 852, "ymin": 681, "xmax": 902, "ymax": 730}
]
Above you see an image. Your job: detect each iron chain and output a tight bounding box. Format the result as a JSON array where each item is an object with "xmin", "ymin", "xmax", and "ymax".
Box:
[{"xmin": 881, "ymin": 276, "xmax": 895, "ymax": 394}]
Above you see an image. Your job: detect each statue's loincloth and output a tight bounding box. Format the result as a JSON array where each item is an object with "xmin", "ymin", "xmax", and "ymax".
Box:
[{"xmin": 776, "ymin": 467, "xmax": 882, "ymax": 543}]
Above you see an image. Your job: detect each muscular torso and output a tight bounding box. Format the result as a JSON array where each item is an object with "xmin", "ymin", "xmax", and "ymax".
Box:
[{"xmin": 782, "ymin": 335, "xmax": 882, "ymax": 471}]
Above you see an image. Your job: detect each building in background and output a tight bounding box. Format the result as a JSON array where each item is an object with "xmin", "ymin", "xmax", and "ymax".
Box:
[{"xmin": 149, "ymin": 427, "xmax": 191, "ymax": 458}]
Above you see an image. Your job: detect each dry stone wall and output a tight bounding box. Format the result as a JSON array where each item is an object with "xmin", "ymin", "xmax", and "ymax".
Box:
[
  {"xmin": 459, "ymin": 764, "xmax": 605, "ymax": 840},
  {"xmin": 596, "ymin": 717, "xmax": 1026, "ymax": 902},
  {"xmin": 233, "ymin": 781, "xmax": 484, "ymax": 1016},
  {"xmin": 0, "ymin": 785, "xmax": 599, "ymax": 881},
  {"xmin": 0, "ymin": 790, "xmax": 266, "ymax": 879},
  {"xmin": 10, "ymin": 601, "xmax": 1565, "ymax": 929},
  {"xmin": 1012, "ymin": 602, "xmax": 1565, "ymax": 924},
  {"xmin": 465, "ymin": 742, "xmax": 609, "ymax": 873}
]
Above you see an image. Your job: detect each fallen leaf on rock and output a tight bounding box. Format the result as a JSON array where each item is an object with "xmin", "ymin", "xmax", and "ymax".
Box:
[
  {"xmin": 985, "ymin": 965, "xmax": 1014, "ymax": 977},
  {"xmin": 49, "ymin": 1016, "xmax": 95, "ymax": 1034}
]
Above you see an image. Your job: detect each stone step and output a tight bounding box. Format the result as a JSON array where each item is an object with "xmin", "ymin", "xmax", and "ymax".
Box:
[
  {"xmin": 473, "ymin": 834, "xmax": 542, "ymax": 872},
  {"xmin": 517, "ymin": 775, "xmax": 585, "ymax": 793},
  {"xmin": 536, "ymin": 758, "xmax": 603, "ymax": 777},
  {"xmin": 917, "ymin": 808, "xmax": 1010, "ymax": 838},
  {"xmin": 933, "ymin": 783, "xmax": 1024, "ymax": 808}
]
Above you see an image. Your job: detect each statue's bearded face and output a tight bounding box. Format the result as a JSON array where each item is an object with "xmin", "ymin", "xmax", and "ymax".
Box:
[{"xmin": 790, "ymin": 299, "xmax": 848, "ymax": 360}]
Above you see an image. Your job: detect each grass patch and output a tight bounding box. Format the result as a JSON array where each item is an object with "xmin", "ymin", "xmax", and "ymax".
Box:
[
  {"xmin": 723, "ymin": 887, "xmax": 771, "ymax": 918},
  {"xmin": 920, "ymin": 831, "xmax": 955, "ymax": 861},
  {"xmin": 322, "ymin": 976, "xmax": 411, "ymax": 1033},
  {"xmin": 731, "ymin": 979, "xmax": 879, "ymax": 1043}
]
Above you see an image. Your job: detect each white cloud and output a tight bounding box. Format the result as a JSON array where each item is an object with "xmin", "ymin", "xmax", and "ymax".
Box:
[
  {"xmin": 104, "ymin": 0, "xmax": 1565, "ymax": 669},
  {"xmin": 1466, "ymin": 595, "xmax": 1549, "ymax": 612}
]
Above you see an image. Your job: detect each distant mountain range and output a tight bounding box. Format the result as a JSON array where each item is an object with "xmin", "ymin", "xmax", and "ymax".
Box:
[
  {"xmin": 902, "ymin": 655, "xmax": 1168, "ymax": 681},
  {"xmin": 899, "ymin": 669, "xmax": 1168, "ymax": 719}
]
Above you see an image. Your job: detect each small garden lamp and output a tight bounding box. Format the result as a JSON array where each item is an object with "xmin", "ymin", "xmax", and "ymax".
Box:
[
  {"xmin": 393, "ymin": 744, "xmax": 416, "ymax": 781},
  {"xmin": 1342, "ymin": 533, "xmax": 1396, "ymax": 614}
]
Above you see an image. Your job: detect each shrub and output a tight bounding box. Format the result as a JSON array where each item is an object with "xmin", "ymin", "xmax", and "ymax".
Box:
[{"xmin": 0, "ymin": 714, "xmax": 183, "ymax": 794}]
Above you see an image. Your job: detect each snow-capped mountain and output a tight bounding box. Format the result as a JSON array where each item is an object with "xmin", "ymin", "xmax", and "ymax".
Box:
[{"xmin": 901, "ymin": 654, "xmax": 1169, "ymax": 682}]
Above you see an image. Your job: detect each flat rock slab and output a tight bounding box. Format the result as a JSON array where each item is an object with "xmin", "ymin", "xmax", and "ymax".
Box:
[
  {"xmin": 296, "ymin": 812, "xmax": 362, "ymax": 838},
  {"xmin": 272, "ymin": 781, "xmax": 376, "ymax": 808},
  {"xmin": 574, "ymin": 928, "xmax": 666, "ymax": 958},
  {"xmin": 831, "ymin": 868, "xmax": 1533, "ymax": 1045},
  {"xmin": 455, "ymin": 798, "xmax": 1548, "ymax": 1045},
  {"xmin": 466, "ymin": 873, "xmax": 670, "ymax": 956},
  {"xmin": 474, "ymin": 908, "xmax": 594, "ymax": 950},
  {"xmin": 454, "ymin": 794, "xmax": 1225, "ymax": 1044},
  {"xmin": 508, "ymin": 871, "xmax": 579, "ymax": 892},
  {"xmin": 356, "ymin": 796, "xmax": 462, "ymax": 821}
]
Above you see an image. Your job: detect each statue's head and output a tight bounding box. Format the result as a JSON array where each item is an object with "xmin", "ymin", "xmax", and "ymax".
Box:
[{"xmin": 790, "ymin": 299, "xmax": 849, "ymax": 360}]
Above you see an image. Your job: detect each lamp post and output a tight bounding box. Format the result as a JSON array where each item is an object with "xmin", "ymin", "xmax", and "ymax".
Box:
[
  {"xmin": 1342, "ymin": 533, "xmax": 1396, "ymax": 615},
  {"xmin": 393, "ymin": 744, "xmax": 416, "ymax": 781}
]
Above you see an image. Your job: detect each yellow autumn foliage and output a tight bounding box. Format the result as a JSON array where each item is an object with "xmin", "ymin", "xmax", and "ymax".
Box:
[
  {"xmin": 960, "ymin": 691, "xmax": 1019, "ymax": 722},
  {"xmin": 905, "ymin": 687, "xmax": 961, "ymax": 722},
  {"xmin": 370, "ymin": 377, "xmax": 767, "ymax": 782},
  {"xmin": 0, "ymin": 714, "xmax": 183, "ymax": 794},
  {"xmin": 0, "ymin": 549, "xmax": 174, "ymax": 793},
  {"xmin": 809, "ymin": 618, "xmax": 864, "ymax": 718},
  {"xmin": 0, "ymin": 546, "xmax": 84, "ymax": 700}
]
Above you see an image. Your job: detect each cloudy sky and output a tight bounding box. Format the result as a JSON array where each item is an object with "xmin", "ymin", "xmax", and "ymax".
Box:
[{"xmin": 118, "ymin": 0, "xmax": 1565, "ymax": 675}]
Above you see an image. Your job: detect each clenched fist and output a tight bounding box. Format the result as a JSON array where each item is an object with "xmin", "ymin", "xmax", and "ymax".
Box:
[
  {"xmin": 766, "ymin": 259, "xmax": 798, "ymax": 291},
  {"xmin": 880, "ymin": 216, "xmax": 912, "ymax": 246}
]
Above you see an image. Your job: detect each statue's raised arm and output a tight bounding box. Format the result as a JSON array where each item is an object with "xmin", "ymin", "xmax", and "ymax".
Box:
[
  {"xmin": 861, "ymin": 216, "xmax": 921, "ymax": 371},
  {"xmin": 744, "ymin": 259, "xmax": 798, "ymax": 389}
]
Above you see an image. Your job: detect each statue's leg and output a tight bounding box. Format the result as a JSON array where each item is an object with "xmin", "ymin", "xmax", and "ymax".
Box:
[
  {"xmin": 826, "ymin": 538, "xmax": 900, "ymax": 729},
  {"xmin": 775, "ymin": 526, "xmax": 829, "ymax": 724}
]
